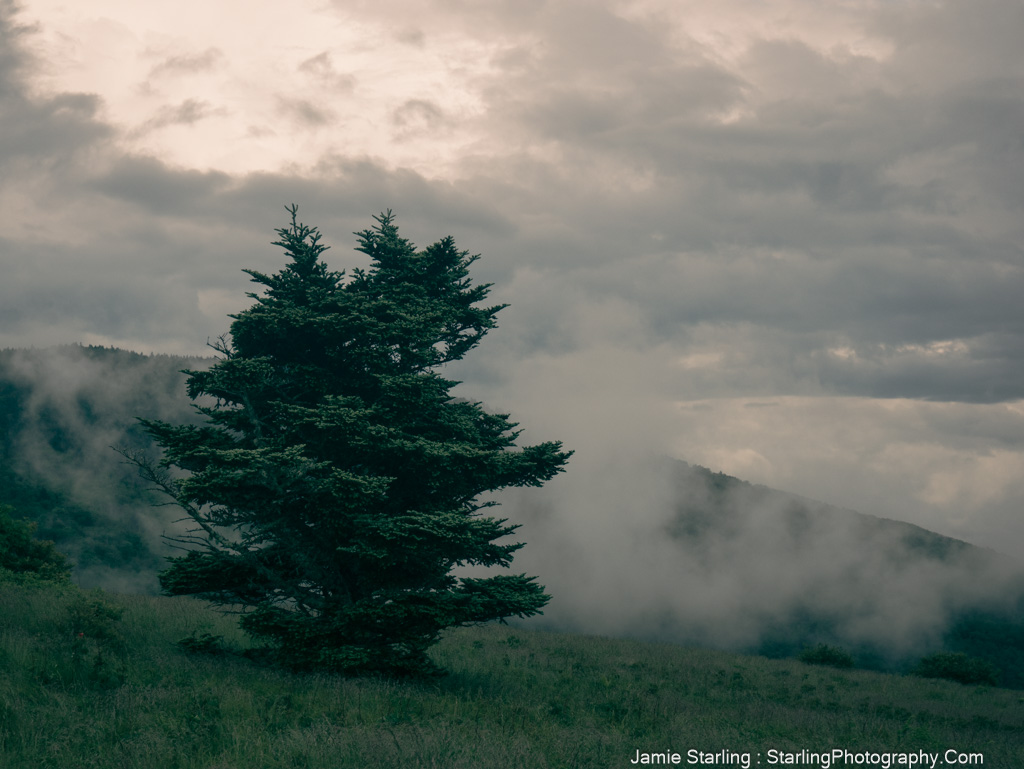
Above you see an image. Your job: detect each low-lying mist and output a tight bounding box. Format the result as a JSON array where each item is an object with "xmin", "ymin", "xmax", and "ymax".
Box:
[
  {"xmin": 0, "ymin": 345, "xmax": 207, "ymax": 592},
  {"xmin": 2, "ymin": 346, "xmax": 1021, "ymax": 675},
  {"xmin": 498, "ymin": 448, "xmax": 1024, "ymax": 668}
]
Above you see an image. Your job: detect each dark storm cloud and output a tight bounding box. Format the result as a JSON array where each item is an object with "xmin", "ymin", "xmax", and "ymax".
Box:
[
  {"xmin": 425, "ymin": 0, "xmax": 1024, "ymax": 403},
  {"xmin": 90, "ymin": 155, "xmax": 233, "ymax": 215},
  {"xmin": 872, "ymin": 0, "xmax": 1024, "ymax": 83},
  {"xmin": 0, "ymin": 5, "xmax": 109, "ymax": 170},
  {"xmin": 0, "ymin": 89, "xmax": 107, "ymax": 169},
  {"xmin": 3, "ymin": 0, "xmax": 1023, "ymax": 395},
  {"xmin": 480, "ymin": 10, "xmax": 748, "ymax": 144},
  {"xmin": 813, "ymin": 339, "xmax": 1024, "ymax": 404}
]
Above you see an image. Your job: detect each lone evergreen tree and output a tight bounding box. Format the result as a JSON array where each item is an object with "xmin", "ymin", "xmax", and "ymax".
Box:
[{"xmin": 136, "ymin": 207, "xmax": 570, "ymax": 676}]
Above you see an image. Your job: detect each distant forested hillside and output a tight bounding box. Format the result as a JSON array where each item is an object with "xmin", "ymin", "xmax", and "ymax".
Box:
[
  {"xmin": 2, "ymin": 346, "xmax": 1022, "ymax": 686},
  {"xmin": 662, "ymin": 460, "xmax": 1024, "ymax": 685},
  {"xmin": 0, "ymin": 345, "xmax": 207, "ymax": 592},
  {"xmin": 504, "ymin": 457, "xmax": 1024, "ymax": 687}
]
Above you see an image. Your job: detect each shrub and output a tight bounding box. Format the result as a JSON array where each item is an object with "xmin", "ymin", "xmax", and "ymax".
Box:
[
  {"xmin": 64, "ymin": 589, "xmax": 127, "ymax": 689},
  {"xmin": 799, "ymin": 644, "xmax": 855, "ymax": 669},
  {"xmin": 912, "ymin": 653, "xmax": 998, "ymax": 686},
  {"xmin": 0, "ymin": 504, "xmax": 71, "ymax": 582},
  {"xmin": 67, "ymin": 589, "xmax": 124, "ymax": 643}
]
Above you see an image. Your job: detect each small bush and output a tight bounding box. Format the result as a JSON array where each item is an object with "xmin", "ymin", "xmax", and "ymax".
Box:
[
  {"xmin": 912, "ymin": 653, "xmax": 998, "ymax": 686},
  {"xmin": 0, "ymin": 504, "xmax": 71, "ymax": 582},
  {"xmin": 65, "ymin": 589, "xmax": 127, "ymax": 689},
  {"xmin": 67, "ymin": 589, "xmax": 124, "ymax": 644},
  {"xmin": 799, "ymin": 644, "xmax": 855, "ymax": 669}
]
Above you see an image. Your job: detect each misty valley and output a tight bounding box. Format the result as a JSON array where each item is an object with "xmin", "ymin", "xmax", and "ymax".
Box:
[
  {"xmin": 2, "ymin": 344, "xmax": 1022, "ymax": 689},
  {"xmin": 6, "ymin": 0, "xmax": 1024, "ymax": 761}
]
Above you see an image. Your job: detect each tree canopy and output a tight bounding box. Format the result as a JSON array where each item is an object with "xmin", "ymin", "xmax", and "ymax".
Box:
[{"xmin": 135, "ymin": 207, "xmax": 571, "ymax": 676}]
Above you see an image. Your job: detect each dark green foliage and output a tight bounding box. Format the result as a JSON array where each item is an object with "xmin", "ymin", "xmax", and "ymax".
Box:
[
  {"xmin": 945, "ymin": 611, "xmax": 1024, "ymax": 689},
  {"xmin": 912, "ymin": 652, "xmax": 999, "ymax": 686},
  {"xmin": 799, "ymin": 643, "xmax": 855, "ymax": 669},
  {"xmin": 67, "ymin": 589, "xmax": 125, "ymax": 643},
  {"xmin": 0, "ymin": 503, "xmax": 71, "ymax": 582},
  {"xmin": 59, "ymin": 589, "xmax": 128, "ymax": 690},
  {"xmin": 135, "ymin": 207, "xmax": 571, "ymax": 676},
  {"xmin": 177, "ymin": 631, "xmax": 232, "ymax": 656}
]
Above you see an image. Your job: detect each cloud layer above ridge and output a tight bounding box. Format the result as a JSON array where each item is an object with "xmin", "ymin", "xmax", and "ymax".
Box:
[{"xmin": 2, "ymin": 0, "xmax": 1024, "ymax": 554}]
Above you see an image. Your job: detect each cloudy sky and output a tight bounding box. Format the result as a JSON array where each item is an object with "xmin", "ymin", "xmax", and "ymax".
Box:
[{"xmin": 2, "ymin": 0, "xmax": 1024, "ymax": 556}]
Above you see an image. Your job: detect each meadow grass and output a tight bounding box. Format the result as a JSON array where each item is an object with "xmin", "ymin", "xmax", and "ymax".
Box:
[{"xmin": 1, "ymin": 582, "xmax": 1021, "ymax": 768}]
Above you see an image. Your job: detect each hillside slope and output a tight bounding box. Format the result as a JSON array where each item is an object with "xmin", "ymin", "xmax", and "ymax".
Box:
[
  {"xmin": 1, "ymin": 578, "xmax": 1022, "ymax": 769},
  {"xmin": 664, "ymin": 461, "xmax": 1024, "ymax": 684},
  {"xmin": 1, "ymin": 345, "xmax": 1021, "ymax": 685}
]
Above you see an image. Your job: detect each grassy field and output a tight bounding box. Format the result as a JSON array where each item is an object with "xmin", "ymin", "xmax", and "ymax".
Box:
[{"xmin": 1, "ymin": 581, "xmax": 1021, "ymax": 768}]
